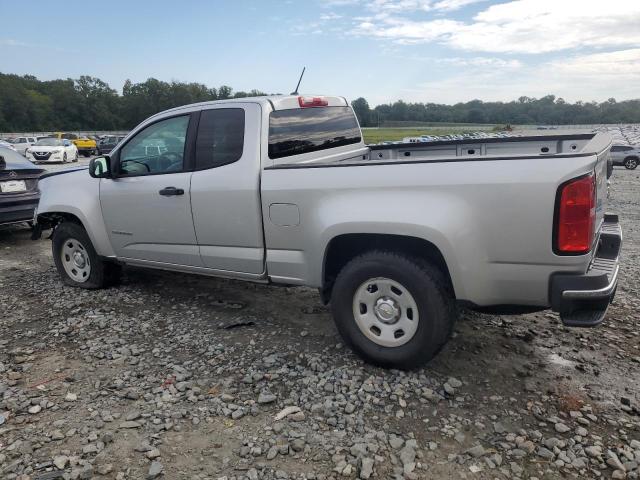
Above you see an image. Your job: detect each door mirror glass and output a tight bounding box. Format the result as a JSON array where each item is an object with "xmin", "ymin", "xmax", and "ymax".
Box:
[{"xmin": 89, "ymin": 156, "xmax": 111, "ymax": 178}]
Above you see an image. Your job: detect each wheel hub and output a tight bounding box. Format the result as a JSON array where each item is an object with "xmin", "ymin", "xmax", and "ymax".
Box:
[
  {"xmin": 374, "ymin": 297, "xmax": 401, "ymax": 324},
  {"xmin": 73, "ymin": 251, "xmax": 86, "ymax": 268},
  {"xmin": 352, "ymin": 277, "xmax": 419, "ymax": 348},
  {"xmin": 61, "ymin": 237, "xmax": 91, "ymax": 283}
]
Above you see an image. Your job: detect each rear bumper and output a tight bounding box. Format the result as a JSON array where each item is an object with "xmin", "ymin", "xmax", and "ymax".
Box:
[
  {"xmin": 549, "ymin": 214, "xmax": 622, "ymax": 327},
  {"xmin": 0, "ymin": 193, "xmax": 40, "ymax": 226}
]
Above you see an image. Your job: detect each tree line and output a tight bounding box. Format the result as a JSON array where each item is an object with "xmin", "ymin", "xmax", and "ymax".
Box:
[
  {"xmin": 2, "ymin": 72, "xmax": 640, "ymax": 132},
  {"xmin": 0, "ymin": 72, "xmax": 267, "ymax": 132},
  {"xmin": 351, "ymin": 96, "xmax": 640, "ymax": 127}
]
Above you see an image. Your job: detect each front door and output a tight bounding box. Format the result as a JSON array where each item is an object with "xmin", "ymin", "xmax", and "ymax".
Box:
[{"xmin": 100, "ymin": 114, "xmax": 202, "ymax": 266}]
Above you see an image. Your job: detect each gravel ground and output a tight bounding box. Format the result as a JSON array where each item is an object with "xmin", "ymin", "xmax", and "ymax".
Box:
[{"xmin": 0, "ymin": 166, "xmax": 638, "ymax": 480}]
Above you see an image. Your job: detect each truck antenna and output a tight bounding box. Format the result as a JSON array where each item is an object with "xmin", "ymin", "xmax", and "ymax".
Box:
[{"xmin": 291, "ymin": 67, "xmax": 306, "ymax": 95}]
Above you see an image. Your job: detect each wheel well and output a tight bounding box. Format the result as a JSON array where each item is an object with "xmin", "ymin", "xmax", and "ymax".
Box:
[
  {"xmin": 624, "ymin": 156, "xmax": 639, "ymax": 161},
  {"xmin": 37, "ymin": 212, "xmax": 83, "ymax": 231},
  {"xmin": 321, "ymin": 233, "xmax": 454, "ymax": 303}
]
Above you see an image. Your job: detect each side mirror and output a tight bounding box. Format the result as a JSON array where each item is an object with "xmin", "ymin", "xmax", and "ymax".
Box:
[{"xmin": 89, "ymin": 156, "xmax": 112, "ymax": 178}]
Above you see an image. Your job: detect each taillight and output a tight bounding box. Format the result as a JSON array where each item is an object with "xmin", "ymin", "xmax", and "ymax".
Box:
[
  {"xmin": 298, "ymin": 96, "xmax": 328, "ymax": 108},
  {"xmin": 555, "ymin": 173, "xmax": 596, "ymax": 254}
]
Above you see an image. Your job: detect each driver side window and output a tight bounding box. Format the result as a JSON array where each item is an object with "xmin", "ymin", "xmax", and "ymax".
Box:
[{"xmin": 119, "ymin": 115, "xmax": 190, "ymax": 176}]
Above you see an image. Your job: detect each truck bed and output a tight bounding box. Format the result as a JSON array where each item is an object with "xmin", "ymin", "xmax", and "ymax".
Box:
[
  {"xmin": 268, "ymin": 133, "xmax": 606, "ymax": 168},
  {"xmin": 261, "ymin": 131, "xmax": 612, "ymax": 308},
  {"xmin": 367, "ymin": 133, "xmax": 596, "ymax": 163}
]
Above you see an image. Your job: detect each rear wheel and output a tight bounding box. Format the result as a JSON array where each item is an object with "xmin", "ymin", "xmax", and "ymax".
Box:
[
  {"xmin": 624, "ymin": 157, "xmax": 638, "ymax": 170},
  {"xmin": 82, "ymin": 151, "xmax": 90, "ymax": 158},
  {"xmin": 52, "ymin": 222, "xmax": 121, "ymax": 289},
  {"xmin": 330, "ymin": 251, "xmax": 456, "ymax": 369}
]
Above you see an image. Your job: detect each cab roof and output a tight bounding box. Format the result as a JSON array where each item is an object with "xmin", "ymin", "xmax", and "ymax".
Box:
[{"xmin": 152, "ymin": 95, "xmax": 349, "ymax": 119}]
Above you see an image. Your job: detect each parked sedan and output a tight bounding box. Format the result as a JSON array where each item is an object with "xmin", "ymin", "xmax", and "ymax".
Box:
[
  {"xmin": 610, "ymin": 144, "xmax": 639, "ymax": 170},
  {"xmin": 96, "ymin": 135, "xmax": 126, "ymax": 155},
  {"xmin": 25, "ymin": 138, "xmax": 79, "ymax": 164},
  {"xmin": 7, "ymin": 136, "xmax": 37, "ymax": 155},
  {"xmin": 0, "ymin": 147, "xmax": 44, "ymax": 226}
]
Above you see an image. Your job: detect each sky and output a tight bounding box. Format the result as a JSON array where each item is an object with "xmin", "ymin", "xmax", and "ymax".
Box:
[{"xmin": 1, "ymin": 0, "xmax": 640, "ymax": 106}]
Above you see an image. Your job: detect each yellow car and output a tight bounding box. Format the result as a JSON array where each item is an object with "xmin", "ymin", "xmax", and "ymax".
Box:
[{"xmin": 53, "ymin": 132, "xmax": 97, "ymax": 157}]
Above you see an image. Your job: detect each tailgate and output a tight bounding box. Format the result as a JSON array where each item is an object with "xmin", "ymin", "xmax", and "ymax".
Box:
[{"xmin": 594, "ymin": 142, "xmax": 611, "ymax": 241}]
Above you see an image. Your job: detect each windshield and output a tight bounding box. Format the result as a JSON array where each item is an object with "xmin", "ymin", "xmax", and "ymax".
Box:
[{"xmin": 35, "ymin": 138, "xmax": 64, "ymax": 146}]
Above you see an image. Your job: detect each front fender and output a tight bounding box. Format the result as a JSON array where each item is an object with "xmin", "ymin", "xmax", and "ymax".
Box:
[{"xmin": 37, "ymin": 169, "xmax": 115, "ymax": 257}]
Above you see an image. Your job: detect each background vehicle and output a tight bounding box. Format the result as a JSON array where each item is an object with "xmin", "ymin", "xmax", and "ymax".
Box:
[
  {"xmin": 7, "ymin": 136, "xmax": 37, "ymax": 155},
  {"xmin": 34, "ymin": 95, "xmax": 621, "ymax": 369},
  {"xmin": 53, "ymin": 132, "xmax": 97, "ymax": 157},
  {"xmin": 26, "ymin": 138, "xmax": 78, "ymax": 163},
  {"xmin": 0, "ymin": 147, "xmax": 44, "ymax": 226},
  {"xmin": 0, "ymin": 140, "xmax": 18, "ymax": 152},
  {"xmin": 97, "ymin": 135, "xmax": 126, "ymax": 155},
  {"xmin": 610, "ymin": 144, "xmax": 639, "ymax": 169}
]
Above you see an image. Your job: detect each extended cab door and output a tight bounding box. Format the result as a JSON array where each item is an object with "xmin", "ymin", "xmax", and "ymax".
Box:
[
  {"xmin": 99, "ymin": 113, "xmax": 202, "ymax": 266},
  {"xmin": 190, "ymin": 103, "xmax": 265, "ymax": 275}
]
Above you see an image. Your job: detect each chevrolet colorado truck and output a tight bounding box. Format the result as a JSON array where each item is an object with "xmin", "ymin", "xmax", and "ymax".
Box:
[{"xmin": 33, "ymin": 95, "xmax": 622, "ymax": 369}]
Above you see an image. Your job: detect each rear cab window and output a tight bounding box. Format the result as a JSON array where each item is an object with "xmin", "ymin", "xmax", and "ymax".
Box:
[
  {"xmin": 268, "ymin": 106, "xmax": 361, "ymax": 160},
  {"xmin": 195, "ymin": 108, "xmax": 245, "ymax": 169}
]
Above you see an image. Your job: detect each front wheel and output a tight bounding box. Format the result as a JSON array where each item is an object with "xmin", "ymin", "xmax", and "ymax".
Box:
[
  {"xmin": 330, "ymin": 251, "xmax": 456, "ymax": 370},
  {"xmin": 52, "ymin": 222, "xmax": 121, "ymax": 289},
  {"xmin": 73, "ymin": 151, "xmax": 78, "ymax": 162},
  {"xmin": 625, "ymin": 157, "xmax": 638, "ymax": 170},
  {"xmin": 63, "ymin": 153, "xmax": 67, "ymax": 163}
]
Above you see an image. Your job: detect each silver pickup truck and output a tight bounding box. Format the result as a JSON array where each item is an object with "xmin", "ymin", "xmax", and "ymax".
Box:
[{"xmin": 34, "ymin": 95, "xmax": 622, "ymax": 369}]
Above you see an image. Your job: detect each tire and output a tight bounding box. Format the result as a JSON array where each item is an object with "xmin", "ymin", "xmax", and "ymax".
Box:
[
  {"xmin": 52, "ymin": 222, "xmax": 121, "ymax": 289},
  {"xmin": 63, "ymin": 153, "xmax": 67, "ymax": 163},
  {"xmin": 330, "ymin": 250, "xmax": 456, "ymax": 370},
  {"xmin": 73, "ymin": 152, "xmax": 78, "ymax": 162},
  {"xmin": 624, "ymin": 157, "xmax": 638, "ymax": 170},
  {"xmin": 82, "ymin": 151, "xmax": 90, "ymax": 158}
]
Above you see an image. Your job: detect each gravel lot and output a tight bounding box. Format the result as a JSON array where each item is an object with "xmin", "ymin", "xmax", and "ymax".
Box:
[{"xmin": 0, "ymin": 165, "xmax": 638, "ymax": 480}]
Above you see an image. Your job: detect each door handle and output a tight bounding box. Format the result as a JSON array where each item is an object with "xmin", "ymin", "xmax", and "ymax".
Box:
[{"xmin": 159, "ymin": 187, "xmax": 184, "ymax": 196}]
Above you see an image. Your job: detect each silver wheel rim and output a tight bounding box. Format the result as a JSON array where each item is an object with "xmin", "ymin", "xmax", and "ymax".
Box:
[
  {"xmin": 352, "ymin": 277, "xmax": 419, "ymax": 347},
  {"xmin": 61, "ymin": 238, "xmax": 91, "ymax": 282},
  {"xmin": 626, "ymin": 158, "xmax": 637, "ymax": 169}
]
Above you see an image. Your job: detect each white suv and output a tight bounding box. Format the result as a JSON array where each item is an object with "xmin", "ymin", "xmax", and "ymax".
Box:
[
  {"xmin": 610, "ymin": 144, "xmax": 639, "ymax": 170},
  {"xmin": 8, "ymin": 136, "xmax": 37, "ymax": 156}
]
